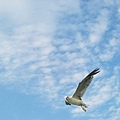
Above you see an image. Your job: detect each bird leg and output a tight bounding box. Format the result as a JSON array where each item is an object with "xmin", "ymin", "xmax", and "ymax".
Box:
[
  {"xmin": 81, "ymin": 106, "xmax": 86, "ymax": 112},
  {"xmin": 81, "ymin": 103, "xmax": 89, "ymax": 112},
  {"xmin": 84, "ymin": 104, "xmax": 89, "ymax": 108}
]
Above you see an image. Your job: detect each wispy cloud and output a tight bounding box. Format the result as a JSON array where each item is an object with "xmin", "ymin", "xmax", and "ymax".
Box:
[
  {"xmin": 99, "ymin": 39, "xmax": 120, "ymax": 61},
  {"xmin": 0, "ymin": 0, "xmax": 120, "ymax": 119}
]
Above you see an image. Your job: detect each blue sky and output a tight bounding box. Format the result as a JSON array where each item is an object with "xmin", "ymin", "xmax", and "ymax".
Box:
[{"xmin": 0, "ymin": 0, "xmax": 120, "ymax": 120}]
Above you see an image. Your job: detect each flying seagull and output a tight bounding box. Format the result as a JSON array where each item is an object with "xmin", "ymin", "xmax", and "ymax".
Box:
[{"xmin": 64, "ymin": 68, "xmax": 100, "ymax": 112}]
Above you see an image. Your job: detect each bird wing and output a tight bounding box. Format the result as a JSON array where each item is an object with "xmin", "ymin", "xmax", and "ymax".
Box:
[{"xmin": 72, "ymin": 68, "xmax": 100, "ymax": 99}]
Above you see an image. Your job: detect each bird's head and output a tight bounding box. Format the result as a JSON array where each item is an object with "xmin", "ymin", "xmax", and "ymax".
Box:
[
  {"xmin": 64, "ymin": 96, "xmax": 68, "ymax": 100},
  {"xmin": 64, "ymin": 96, "xmax": 71, "ymax": 105}
]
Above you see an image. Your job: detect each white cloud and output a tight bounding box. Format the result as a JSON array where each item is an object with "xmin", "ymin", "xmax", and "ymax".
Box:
[
  {"xmin": 0, "ymin": 0, "xmax": 120, "ymax": 119},
  {"xmin": 99, "ymin": 39, "xmax": 120, "ymax": 61},
  {"xmin": 0, "ymin": 0, "xmax": 30, "ymax": 23},
  {"xmin": 88, "ymin": 9, "xmax": 109, "ymax": 44}
]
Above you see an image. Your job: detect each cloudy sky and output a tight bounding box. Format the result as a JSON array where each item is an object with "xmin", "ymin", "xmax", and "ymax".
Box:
[{"xmin": 0, "ymin": 0, "xmax": 120, "ymax": 120}]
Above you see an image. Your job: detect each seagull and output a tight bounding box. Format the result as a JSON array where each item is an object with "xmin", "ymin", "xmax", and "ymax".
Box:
[{"xmin": 64, "ymin": 68, "xmax": 100, "ymax": 112}]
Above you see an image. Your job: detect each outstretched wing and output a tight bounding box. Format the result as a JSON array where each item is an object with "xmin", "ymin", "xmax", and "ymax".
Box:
[{"xmin": 72, "ymin": 68, "xmax": 100, "ymax": 99}]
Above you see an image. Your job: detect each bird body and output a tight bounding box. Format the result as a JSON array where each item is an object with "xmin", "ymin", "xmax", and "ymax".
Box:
[
  {"xmin": 65, "ymin": 96, "xmax": 84, "ymax": 106},
  {"xmin": 65, "ymin": 68, "xmax": 100, "ymax": 112}
]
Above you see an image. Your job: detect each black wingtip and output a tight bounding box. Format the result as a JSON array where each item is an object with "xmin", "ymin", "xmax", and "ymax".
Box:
[
  {"xmin": 88, "ymin": 68, "xmax": 100, "ymax": 76},
  {"xmin": 94, "ymin": 68, "xmax": 100, "ymax": 74}
]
